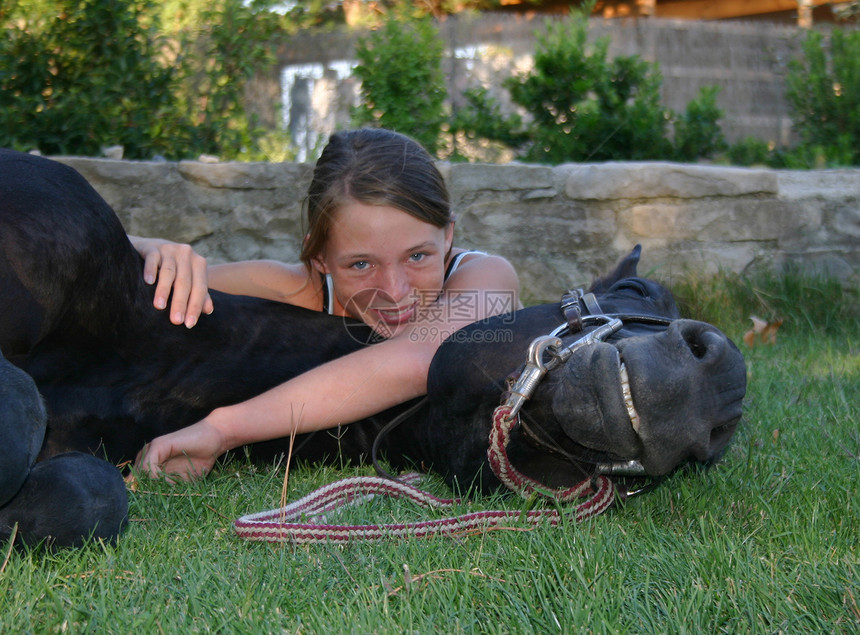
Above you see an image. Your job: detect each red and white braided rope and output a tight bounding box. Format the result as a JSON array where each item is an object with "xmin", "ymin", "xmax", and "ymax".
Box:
[
  {"xmin": 233, "ymin": 472, "xmax": 579, "ymax": 544},
  {"xmin": 233, "ymin": 407, "xmax": 614, "ymax": 544},
  {"xmin": 487, "ymin": 404, "xmax": 615, "ymax": 511}
]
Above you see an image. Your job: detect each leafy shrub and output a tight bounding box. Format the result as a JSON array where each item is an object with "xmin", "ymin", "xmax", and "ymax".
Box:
[
  {"xmin": 451, "ymin": 4, "xmax": 723, "ymax": 164},
  {"xmin": 672, "ymin": 85, "xmax": 727, "ymax": 162},
  {"xmin": 727, "ymin": 136, "xmax": 772, "ymax": 166},
  {"xmin": 169, "ymin": 0, "xmax": 281, "ymax": 160},
  {"xmin": 0, "ymin": 0, "xmax": 279, "ymax": 160},
  {"xmin": 785, "ymin": 26, "xmax": 860, "ymax": 166},
  {"xmin": 352, "ymin": 13, "xmax": 447, "ymax": 155},
  {"xmin": 506, "ymin": 7, "xmax": 672, "ymax": 163},
  {"xmin": 451, "ymin": 87, "xmax": 530, "ymax": 152},
  {"xmin": 0, "ymin": 0, "xmax": 183, "ymax": 158}
]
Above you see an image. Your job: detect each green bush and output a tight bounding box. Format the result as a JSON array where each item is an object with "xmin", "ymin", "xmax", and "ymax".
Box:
[
  {"xmin": 0, "ymin": 0, "xmax": 184, "ymax": 158},
  {"xmin": 785, "ymin": 26, "xmax": 860, "ymax": 166},
  {"xmin": 727, "ymin": 136, "xmax": 772, "ymax": 166},
  {"xmin": 169, "ymin": 0, "xmax": 281, "ymax": 160},
  {"xmin": 505, "ymin": 7, "xmax": 673, "ymax": 163},
  {"xmin": 673, "ymin": 85, "xmax": 727, "ymax": 162},
  {"xmin": 0, "ymin": 0, "xmax": 280, "ymax": 160},
  {"xmin": 352, "ymin": 14, "xmax": 448, "ymax": 155},
  {"xmin": 452, "ymin": 4, "xmax": 724, "ymax": 164},
  {"xmin": 451, "ymin": 86, "xmax": 530, "ymax": 152}
]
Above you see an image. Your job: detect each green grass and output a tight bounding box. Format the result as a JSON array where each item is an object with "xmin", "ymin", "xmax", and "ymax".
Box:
[{"xmin": 2, "ymin": 269, "xmax": 858, "ymax": 633}]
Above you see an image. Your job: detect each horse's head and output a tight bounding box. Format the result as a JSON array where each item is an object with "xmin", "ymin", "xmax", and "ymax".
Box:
[
  {"xmin": 424, "ymin": 246, "xmax": 746, "ymax": 491},
  {"xmin": 524, "ymin": 246, "xmax": 746, "ymax": 482}
]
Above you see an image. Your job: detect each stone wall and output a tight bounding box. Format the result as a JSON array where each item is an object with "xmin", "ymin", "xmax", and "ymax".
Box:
[{"xmin": 57, "ymin": 157, "xmax": 859, "ymax": 304}]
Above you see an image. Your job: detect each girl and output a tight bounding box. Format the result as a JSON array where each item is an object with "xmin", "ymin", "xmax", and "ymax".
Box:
[{"xmin": 132, "ymin": 128, "xmax": 520, "ymax": 480}]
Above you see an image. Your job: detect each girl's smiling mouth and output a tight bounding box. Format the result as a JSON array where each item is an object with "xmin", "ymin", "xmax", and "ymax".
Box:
[{"xmin": 372, "ymin": 302, "xmax": 417, "ymax": 326}]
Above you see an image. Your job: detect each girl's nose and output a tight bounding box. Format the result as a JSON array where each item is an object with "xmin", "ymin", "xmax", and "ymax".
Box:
[{"xmin": 376, "ymin": 266, "xmax": 411, "ymax": 304}]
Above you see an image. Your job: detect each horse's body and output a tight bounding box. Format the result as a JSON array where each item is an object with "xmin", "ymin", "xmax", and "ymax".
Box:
[{"xmin": 0, "ymin": 149, "xmax": 747, "ymax": 546}]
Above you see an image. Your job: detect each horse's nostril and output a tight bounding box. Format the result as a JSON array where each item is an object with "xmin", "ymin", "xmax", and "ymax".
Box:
[{"xmin": 680, "ymin": 323, "xmax": 723, "ymax": 360}]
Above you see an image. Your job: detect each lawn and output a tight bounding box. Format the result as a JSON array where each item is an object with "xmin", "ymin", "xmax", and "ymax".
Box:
[{"xmin": 1, "ymin": 270, "xmax": 857, "ymax": 633}]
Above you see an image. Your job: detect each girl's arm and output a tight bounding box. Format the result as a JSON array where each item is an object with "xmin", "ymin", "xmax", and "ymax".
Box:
[
  {"xmin": 208, "ymin": 261, "xmax": 318, "ymax": 306},
  {"xmin": 129, "ymin": 235, "xmax": 316, "ymax": 325},
  {"xmin": 135, "ymin": 334, "xmax": 432, "ymax": 480},
  {"xmin": 134, "ymin": 254, "xmax": 520, "ymax": 480}
]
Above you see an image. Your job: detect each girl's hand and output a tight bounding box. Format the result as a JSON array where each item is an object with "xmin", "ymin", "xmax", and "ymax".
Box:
[
  {"xmin": 129, "ymin": 236, "xmax": 214, "ymax": 328},
  {"xmin": 134, "ymin": 419, "xmax": 227, "ymax": 481}
]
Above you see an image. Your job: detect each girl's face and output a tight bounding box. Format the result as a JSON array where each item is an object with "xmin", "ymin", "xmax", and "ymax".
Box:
[{"xmin": 311, "ymin": 201, "xmax": 453, "ymax": 337}]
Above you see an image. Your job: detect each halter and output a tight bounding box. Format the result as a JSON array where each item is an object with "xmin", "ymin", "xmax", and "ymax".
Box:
[
  {"xmin": 233, "ymin": 289, "xmax": 676, "ymax": 543},
  {"xmin": 487, "ymin": 288, "xmax": 678, "ymax": 509}
]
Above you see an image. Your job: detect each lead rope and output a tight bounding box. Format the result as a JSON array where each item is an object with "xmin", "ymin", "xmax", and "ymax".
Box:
[
  {"xmin": 233, "ymin": 407, "xmax": 614, "ymax": 544},
  {"xmin": 487, "ymin": 404, "xmax": 615, "ymax": 513},
  {"xmin": 232, "ymin": 472, "xmax": 591, "ymax": 544}
]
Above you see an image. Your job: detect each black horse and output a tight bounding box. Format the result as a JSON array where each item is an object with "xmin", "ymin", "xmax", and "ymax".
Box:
[{"xmin": 0, "ymin": 149, "xmax": 747, "ymax": 546}]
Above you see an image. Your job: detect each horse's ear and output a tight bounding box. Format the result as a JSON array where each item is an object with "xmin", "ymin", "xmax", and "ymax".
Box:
[{"xmin": 588, "ymin": 244, "xmax": 642, "ymax": 294}]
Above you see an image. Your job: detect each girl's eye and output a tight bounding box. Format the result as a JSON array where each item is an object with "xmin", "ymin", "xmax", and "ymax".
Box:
[
  {"xmin": 351, "ymin": 261, "xmax": 369, "ymax": 271},
  {"xmin": 409, "ymin": 253, "xmax": 426, "ymax": 263}
]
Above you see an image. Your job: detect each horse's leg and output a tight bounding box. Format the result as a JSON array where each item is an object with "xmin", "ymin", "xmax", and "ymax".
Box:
[
  {"xmin": 0, "ymin": 452, "xmax": 128, "ymax": 548},
  {"xmin": 1, "ymin": 352, "xmax": 128, "ymax": 548},
  {"xmin": 0, "ymin": 350, "xmax": 46, "ymax": 507}
]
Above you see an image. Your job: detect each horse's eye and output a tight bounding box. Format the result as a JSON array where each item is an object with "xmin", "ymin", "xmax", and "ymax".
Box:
[{"xmin": 614, "ymin": 280, "xmax": 649, "ymax": 297}]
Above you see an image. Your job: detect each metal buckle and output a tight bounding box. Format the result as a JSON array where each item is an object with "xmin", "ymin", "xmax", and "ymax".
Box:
[{"xmin": 502, "ymin": 315, "xmax": 623, "ymax": 420}]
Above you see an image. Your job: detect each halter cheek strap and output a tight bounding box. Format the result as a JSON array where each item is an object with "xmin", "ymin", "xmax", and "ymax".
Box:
[{"xmin": 560, "ymin": 288, "xmax": 603, "ymax": 332}]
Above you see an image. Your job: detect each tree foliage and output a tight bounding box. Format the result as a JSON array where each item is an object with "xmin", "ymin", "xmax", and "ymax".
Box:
[
  {"xmin": 0, "ymin": 0, "xmax": 182, "ymax": 157},
  {"xmin": 165, "ymin": 0, "xmax": 282, "ymax": 158},
  {"xmin": 351, "ymin": 12, "xmax": 447, "ymax": 154},
  {"xmin": 278, "ymin": 0, "xmax": 518, "ymax": 29},
  {"xmin": 0, "ymin": 0, "xmax": 281, "ymax": 159},
  {"xmin": 510, "ymin": 17, "xmax": 673, "ymax": 163},
  {"xmin": 673, "ymin": 85, "xmax": 727, "ymax": 162},
  {"xmin": 785, "ymin": 26, "xmax": 860, "ymax": 166},
  {"xmin": 13, "ymin": 1, "xmax": 856, "ymax": 166},
  {"xmin": 451, "ymin": 4, "xmax": 724, "ymax": 164}
]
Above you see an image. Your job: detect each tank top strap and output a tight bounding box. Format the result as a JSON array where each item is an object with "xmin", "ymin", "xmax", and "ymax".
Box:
[
  {"xmin": 444, "ymin": 250, "xmax": 487, "ymax": 281},
  {"xmin": 320, "ymin": 273, "xmax": 335, "ymax": 315}
]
